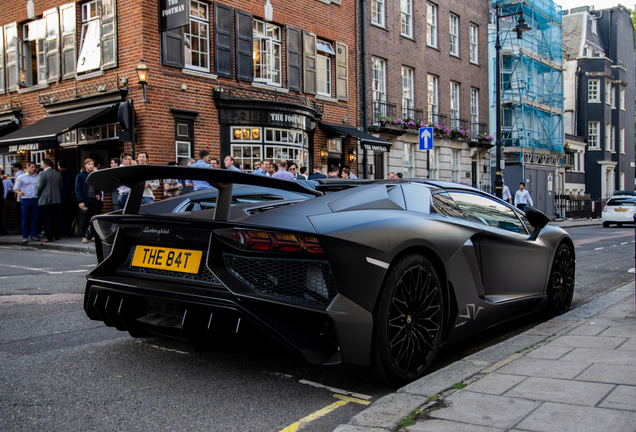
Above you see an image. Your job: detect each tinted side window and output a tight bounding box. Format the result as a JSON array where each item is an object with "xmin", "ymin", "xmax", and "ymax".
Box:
[
  {"xmin": 448, "ymin": 192, "xmax": 528, "ymax": 234},
  {"xmin": 431, "ymin": 192, "xmax": 465, "ymax": 219}
]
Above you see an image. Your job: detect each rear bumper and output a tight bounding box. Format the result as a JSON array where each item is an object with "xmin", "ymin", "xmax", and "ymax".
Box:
[
  {"xmin": 602, "ymin": 211, "xmax": 636, "ymax": 223},
  {"xmin": 84, "ymin": 276, "xmax": 373, "ymax": 366}
]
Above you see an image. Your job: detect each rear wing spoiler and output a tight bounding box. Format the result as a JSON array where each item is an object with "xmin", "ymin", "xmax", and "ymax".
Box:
[{"xmin": 87, "ymin": 165, "xmax": 323, "ymax": 220}]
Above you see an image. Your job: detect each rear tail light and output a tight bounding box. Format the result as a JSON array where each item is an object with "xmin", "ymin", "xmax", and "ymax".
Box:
[
  {"xmin": 603, "ymin": 204, "xmax": 607, "ymax": 212},
  {"xmin": 216, "ymin": 228, "xmax": 324, "ymax": 254}
]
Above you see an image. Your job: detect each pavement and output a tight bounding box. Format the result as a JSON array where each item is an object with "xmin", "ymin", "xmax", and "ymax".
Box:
[{"xmin": 5, "ymin": 217, "xmax": 636, "ymax": 432}]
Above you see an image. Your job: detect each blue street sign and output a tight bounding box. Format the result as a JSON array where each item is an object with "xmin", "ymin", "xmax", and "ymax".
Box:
[{"xmin": 419, "ymin": 127, "xmax": 434, "ymax": 150}]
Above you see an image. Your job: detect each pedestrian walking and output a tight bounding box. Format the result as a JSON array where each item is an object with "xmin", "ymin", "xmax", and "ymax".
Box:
[
  {"xmin": 14, "ymin": 162, "xmax": 40, "ymax": 243},
  {"xmin": 36, "ymin": 159, "xmax": 62, "ymax": 242},
  {"xmin": 75, "ymin": 158, "xmax": 101, "ymax": 243},
  {"xmin": 515, "ymin": 182, "xmax": 533, "ymax": 212},
  {"xmin": 502, "ymin": 180, "xmax": 513, "ymax": 205}
]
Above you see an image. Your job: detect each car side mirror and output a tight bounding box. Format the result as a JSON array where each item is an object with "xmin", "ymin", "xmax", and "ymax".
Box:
[{"xmin": 524, "ymin": 206, "xmax": 549, "ymax": 241}]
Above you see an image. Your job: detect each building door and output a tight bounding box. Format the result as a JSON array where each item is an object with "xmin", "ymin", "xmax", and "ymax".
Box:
[{"xmin": 374, "ymin": 153, "xmax": 384, "ymax": 179}]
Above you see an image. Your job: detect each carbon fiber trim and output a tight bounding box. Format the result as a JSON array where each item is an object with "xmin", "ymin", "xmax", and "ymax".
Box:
[{"xmin": 223, "ymin": 253, "xmax": 338, "ymax": 308}]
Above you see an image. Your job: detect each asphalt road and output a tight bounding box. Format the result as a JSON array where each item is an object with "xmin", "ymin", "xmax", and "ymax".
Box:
[{"xmin": 0, "ymin": 225, "xmax": 633, "ymax": 432}]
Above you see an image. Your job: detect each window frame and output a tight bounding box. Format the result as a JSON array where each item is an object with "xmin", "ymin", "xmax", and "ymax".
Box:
[
  {"xmin": 403, "ymin": 141, "xmax": 414, "ymax": 178},
  {"xmin": 620, "ymin": 88, "xmax": 625, "ymax": 110},
  {"xmin": 400, "ymin": 0, "xmax": 412, "ymax": 38},
  {"xmin": 401, "ymin": 66, "xmax": 414, "ymax": 119},
  {"xmin": 449, "ymin": 191, "xmax": 529, "ymax": 235},
  {"xmin": 316, "ymin": 52, "xmax": 332, "ymax": 97},
  {"xmin": 449, "ymin": 14, "xmax": 459, "ymax": 56},
  {"xmin": 372, "ymin": 0, "xmax": 385, "ymax": 27},
  {"xmin": 450, "ymin": 81, "xmax": 460, "ymax": 129},
  {"xmin": 77, "ymin": 0, "xmax": 117, "ymax": 74},
  {"xmin": 588, "ymin": 121, "xmax": 599, "ymax": 149},
  {"xmin": 451, "ymin": 148, "xmax": 460, "ymax": 183},
  {"xmin": 470, "ymin": 87, "xmax": 479, "ymax": 126},
  {"xmin": 620, "ymin": 127, "xmax": 625, "ymax": 154},
  {"xmin": 610, "ymin": 125, "xmax": 615, "ymax": 153},
  {"xmin": 372, "ymin": 56, "xmax": 386, "ymax": 105},
  {"xmin": 253, "ymin": 19, "xmax": 282, "ymax": 86},
  {"xmin": 469, "ymin": 23, "xmax": 478, "ymax": 63},
  {"xmin": 184, "ymin": 0, "xmax": 210, "ymax": 73},
  {"xmin": 427, "ymin": 3, "xmax": 437, "ymax": 47},
  {"xmin": 427, "ymin": 74, "xmax": 438, "ymax": 123},
  {"xmin": 605, "ymin": 81, "xmax": 611, "ymax": 105},
  {"xmin": 587, "ymin": 79, "xmax": 599, "ymax": 102}
]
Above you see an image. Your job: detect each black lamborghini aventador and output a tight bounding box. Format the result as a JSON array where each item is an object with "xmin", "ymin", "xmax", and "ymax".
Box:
[{"xmin": 84, "ymin": 165, "xmax": 575, "ymax": 385}]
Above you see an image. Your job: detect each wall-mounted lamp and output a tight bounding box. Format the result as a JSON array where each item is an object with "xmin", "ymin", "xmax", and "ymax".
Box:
[
  {"xmin": 27, "ymin": 0, "xmax": 35, "ymax": 19},
  {"xmin": 135, "ymin": 59, "xmax": 149, "ymax": 102},
  {"xmin": 264, "ymin": 0, "xmax": 273, "ymax": 21},
  {"xmin": 348, "ymin": 147, "xmax": 357, "ymax": 163},
  {"xmin": 320, "ymin": 145, "xmax": 327, "ymax": 159}
]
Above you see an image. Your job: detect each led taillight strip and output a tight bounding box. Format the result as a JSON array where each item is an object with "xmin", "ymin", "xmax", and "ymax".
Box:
[{"xmin": 216, "ymin": 228, "xmax": 324, "ymax": 254}]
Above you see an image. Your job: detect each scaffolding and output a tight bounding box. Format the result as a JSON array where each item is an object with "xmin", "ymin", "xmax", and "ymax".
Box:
[{"xmin": 490, "ymin": 0, "xmax": 564, "ymax": 154}]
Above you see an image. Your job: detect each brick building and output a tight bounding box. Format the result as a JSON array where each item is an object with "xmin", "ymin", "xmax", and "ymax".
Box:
[
  {"xmin": 357, "ymin": 0, "xmax": 491, "ymax": 184},
  {"xmin": 0, "ymin": 0, "xmax": 359, "ymax": 216}
]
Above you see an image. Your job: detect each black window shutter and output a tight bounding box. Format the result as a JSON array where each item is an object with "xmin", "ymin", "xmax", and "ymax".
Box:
[
  {"xmin": 286, "ymin": 26, "xmax": 301, "ymax": 91},
  {"xmin": 303, "ymin": 31, "xmax": 316, "ymax": 95},
  {"xmin": 162, "ymin": 27, "xmax": 184, "ymax": 69},
  {"xmin": 235, "ymin": 9, "xmax": 254, "ymax": 82},
  {"xmin": 214, "ymin": 2, "xmax": 233, "ymax": 78}
]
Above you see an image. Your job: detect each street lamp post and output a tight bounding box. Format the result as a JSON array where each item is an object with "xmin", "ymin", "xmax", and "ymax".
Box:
[
  {"xmin": 494, "ymin": 3, "xmax": 531, "ymax": 198},
  {"xmin": 135, "ymin": 59, "xmax": 149, "ymax": 103}
]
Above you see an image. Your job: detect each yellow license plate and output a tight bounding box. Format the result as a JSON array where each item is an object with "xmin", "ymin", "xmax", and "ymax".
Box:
[
  {"xmin": 615, "ymin": 209, "xmax": 628, "ymax": 212},
  {"xmin": 132, "ymin": 246, "xmax": 202, "ymax": 274}
]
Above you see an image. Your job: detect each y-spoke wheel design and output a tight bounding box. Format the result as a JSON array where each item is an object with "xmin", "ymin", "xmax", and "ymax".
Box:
[
  {"xmin": 373, "ymin": 255, "xmax": 443, "ymax": 385},
  {"xmin": 546, "ymin": 244, "xmax": 575, "ymax": 316}
]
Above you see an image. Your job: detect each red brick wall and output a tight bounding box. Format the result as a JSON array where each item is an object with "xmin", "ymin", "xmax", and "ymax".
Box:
[{"xmin": 0, "ymin": 0, "xmax": 358, "ymax": 190}]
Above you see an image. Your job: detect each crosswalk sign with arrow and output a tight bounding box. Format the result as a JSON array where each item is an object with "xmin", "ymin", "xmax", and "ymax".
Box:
[{"xmin": 419, "ymin": 127, "xmax": 434, "ymax": 150}]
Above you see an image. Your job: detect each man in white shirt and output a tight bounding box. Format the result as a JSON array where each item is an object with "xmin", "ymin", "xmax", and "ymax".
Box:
[
  {"xmin": 514, "ymin": 182, "xmax": 533, "ymax": 212},
  {"xmin": 14, "ymin": 162, "xmax": 40, "ymax": 242},
  {"xmin": 502, "ymin": 181, "xmax": 513, "ymax": 204},
  {"xmin": 117, "ymin": 152, "xmax": 133, "ymax": 208}
]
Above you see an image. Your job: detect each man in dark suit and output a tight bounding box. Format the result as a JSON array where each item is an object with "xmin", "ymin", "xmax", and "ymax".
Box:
[
  {"xmin": 36, "ymin": 159, "xmax": 62, "ymax": 242},
  {"xmin": 307, "ymin": 163, "xmax": 327, "ymax": 180}
]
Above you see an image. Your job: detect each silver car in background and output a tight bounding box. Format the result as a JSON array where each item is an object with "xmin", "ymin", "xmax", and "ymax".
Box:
[{"xmin": 602, "ymin": 196, "xmax": 636, "ymax": 227}]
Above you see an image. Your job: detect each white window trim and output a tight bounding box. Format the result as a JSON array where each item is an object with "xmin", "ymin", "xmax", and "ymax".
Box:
[
  {"xmin": 253, "ymin": 19, "xmax": 282, "ymax": 87},
  {"xmin": 372, "ymin": 57, "xmax": 386, "ymax": 103},
  {"xmin": 469, "ymin": 24, "xmax": 478, "ymax": 64},
  {"xmin": 449, "ymin": 14, "xmax": 459, "ymax": 57},
  {"xmin": 610, "ymin": 85, "xmax": 616, "ymax": 108},
  {"xmin": 588, "ymin": 79, "xmax": 599, "ymax": 102},
  {"xmin": 610, "ymin": 125, "xmax": 615, "ymax": 153},
  {"xmin": 605, "ymin": 81, "xmax": 611, "ymax": 105},
  {"xmin": 403, "ymin": 141, "xmax": 414, "ymax": 177},
  {"xmin": 620, "ymin": 127, "xmax": 625, "ymax": 154},
  {"xmin": 401, "ymin": 0, "xmax": 413, "ymax": 38},
  {"xmin": 428, "ymin": 74, "xmax": 438, "ymax": 121},
  {"xmin": 372, "ymin": 0, "xmax": 385, "ymax": 27},
  {"xmin": 316, "ymin": 52, "xmax": 332, "ymax": 97},
  {"xmin": 470, "ymin": 87, "xmax": 479, "ymax": 126},
  {"xmin": 184, "ymin": 0, "xmax": 210, "ymax": 73},
  {"xmin": 588, "ymin": 121, "xmax": 599, "ymax": 150},
  {"xmin": 620, "ymin": 88, "xmax": 625, "ymax": 110},
  {"xmin": 402, "ymin": 66, "xmax": 414, "ymax": 119},
  {"xmin": 427, "ymin": 3, "xmax": 437, "ymax": 48},
  {"xmin": 450, "ymin": 81, "xmax": 460, "ymax": 128}
]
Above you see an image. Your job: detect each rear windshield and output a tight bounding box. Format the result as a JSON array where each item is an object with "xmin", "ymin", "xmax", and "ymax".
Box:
[{"xmin": 607, "ymin": 198, "xmax": 636, "ymax": 207}]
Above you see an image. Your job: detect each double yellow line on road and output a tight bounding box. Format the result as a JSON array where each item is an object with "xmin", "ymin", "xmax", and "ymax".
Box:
[{"xmin": 279, "ymin": 394, "xmax": 371, "ymax": 432}]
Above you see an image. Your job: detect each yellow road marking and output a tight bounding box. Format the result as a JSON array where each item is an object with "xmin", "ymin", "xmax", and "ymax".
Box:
[{"xmin": 278, "ymin": 394, "xmax": 371, "ymax": 432}]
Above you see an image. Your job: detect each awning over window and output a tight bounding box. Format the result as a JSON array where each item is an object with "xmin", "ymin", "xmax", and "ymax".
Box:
[
  {"xmin": 0, "ymin": 105, "xmax": 114, "ymax": 153},
  {"xmin": 0, "ymin": 120, "xmax": 19, "ymax": 139},
  {"xmin": 320, "ymin": 123, "xmax": 392, "ymax": 152}
]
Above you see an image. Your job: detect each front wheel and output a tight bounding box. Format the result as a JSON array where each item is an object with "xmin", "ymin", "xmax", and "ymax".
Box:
[
  {"xmin": 603, "ymin": 222, "xmax": 610, "ymax": 228},
  {"xmin": 372, "ymin": 254, "xmax": 444, "ymax": 385},
  {"xmin": 546, "ymin": 244, "xmax": 575, "ymax": 316}
]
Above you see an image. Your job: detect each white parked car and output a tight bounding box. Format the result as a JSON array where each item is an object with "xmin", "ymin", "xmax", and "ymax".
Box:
[{"xmin": 602, "ymin": 196, "xmax": 636, "ymax": 227}]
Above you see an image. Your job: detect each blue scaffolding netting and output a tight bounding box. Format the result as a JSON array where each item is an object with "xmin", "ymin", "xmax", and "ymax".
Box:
[{"xmin": 491, "ymin": 0, "xmax": 564, "ymax": 153}]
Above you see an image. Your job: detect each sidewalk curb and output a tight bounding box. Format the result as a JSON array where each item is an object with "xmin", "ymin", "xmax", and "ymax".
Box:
[
  {"xmin": 334, "ymin": 281, "xmax": 635, "ymax": 431},
  {"xmin": 0, "ymin": 239, "xmax": 96, "ymax": 254}
]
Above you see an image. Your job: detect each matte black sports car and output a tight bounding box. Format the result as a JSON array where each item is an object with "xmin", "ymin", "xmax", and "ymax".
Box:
[{"xmin": 84, "ymin": 166, "xmax": 575, "ymax": 385}]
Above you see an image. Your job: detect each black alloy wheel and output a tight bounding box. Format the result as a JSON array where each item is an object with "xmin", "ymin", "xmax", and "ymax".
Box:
[
  {"xmin": 546, "ymin": 244, "xmax": 575, "ymax": 316},
  {"xmin": 372, "ymin": 254, "xmax": 444, "ymax": 385}
]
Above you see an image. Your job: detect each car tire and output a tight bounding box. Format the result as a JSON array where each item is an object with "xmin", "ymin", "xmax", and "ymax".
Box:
[
  {"xmin": 371, "ymin": 254, "xmax": 444, "ymax": 385},
  {"xmin": 603, "ymin": 222, "xmax": 610, "ymax": 228},
  {"xmin": 546, "ymin": 244, "xmax": 575, "ymax": 316},
  {"xmin": 617, "ymin": 223, "xmax": 622, "ymax": 227}
]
